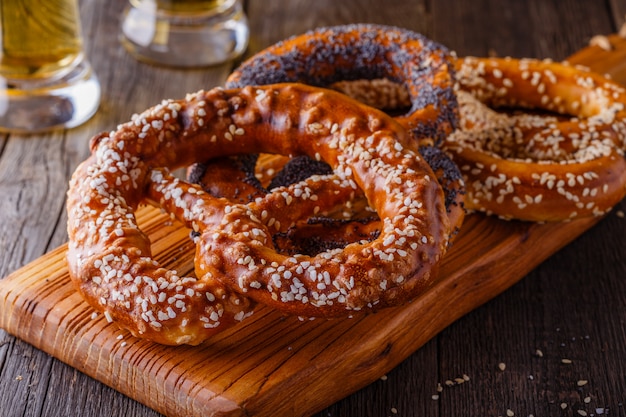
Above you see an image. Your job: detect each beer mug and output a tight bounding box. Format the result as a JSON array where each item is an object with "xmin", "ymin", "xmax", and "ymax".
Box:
[
  {"xmin": 121, "ymin": 0, "xmax": 249, "ymax": 67},
  {"xmin": 0, "ymin": 0, "xmax": 101, "ymax": 133}
]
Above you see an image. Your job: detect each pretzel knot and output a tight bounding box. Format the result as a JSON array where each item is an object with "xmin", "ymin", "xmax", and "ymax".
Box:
[
  {"xmin": 67, "ymin": 84, "xmax": 452, "ymax": 345},
  {"xmin": 194, "ymin": 24, "xmax": 465, "ymax": 251}
]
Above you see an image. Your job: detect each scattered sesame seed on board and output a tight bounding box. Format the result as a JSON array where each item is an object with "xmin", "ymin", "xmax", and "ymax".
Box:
[
  {"xmin": 616, "ymin": 210, "xmax": 625, "ymax": 218},
  {"xmin": 561, "ymin": 358, "xmax": 573, "ymax": 364},
  {"xmin": 506, "ymin": 408, "xmax": 515, "ymax": 416},
  {"xmin": 498, "ymin": 362, "xmax": 507, "ymax": 371},
  {"xmin": 589, "ymin": 35, "xmax": 613, "ymax": 51},
  {"xmin": 577, "ymin": 380, "xmax": 589, "ymax": 386}
]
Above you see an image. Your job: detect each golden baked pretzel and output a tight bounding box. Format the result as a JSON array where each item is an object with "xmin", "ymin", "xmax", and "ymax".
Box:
[
  {"xmin": 445, "ymin": 57, "xmax": 626, "ymax": 221},
  {"xmin": 67, "ymin": 84, "xmax": 452, "ymax": 345}
]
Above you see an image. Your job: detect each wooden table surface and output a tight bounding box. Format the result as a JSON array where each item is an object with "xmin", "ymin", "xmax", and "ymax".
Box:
[{"xmin": 1, "ymin": 0, "xmax": 625, "ymax": 416}]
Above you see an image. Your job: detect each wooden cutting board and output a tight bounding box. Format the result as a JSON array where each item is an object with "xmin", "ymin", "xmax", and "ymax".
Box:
[{"xmin": 1, "ymin": 34, "xmax": 625, "ymax": 417}]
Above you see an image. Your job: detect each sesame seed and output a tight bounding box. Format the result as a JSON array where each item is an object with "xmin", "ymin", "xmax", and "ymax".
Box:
[{"xmin": 104, "ymin": 311, "xmax": 113, "ymax": 323}]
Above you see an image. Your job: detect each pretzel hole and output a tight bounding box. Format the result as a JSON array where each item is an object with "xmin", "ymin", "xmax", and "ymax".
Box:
[
  {"xmin": 453, "ymin": 89, "xmax": 618, "ymax": 163},
  {"xmin": 330, "ymin": 78, "xmax": 412, "ymax": 116},
  {"xmin": 187, "ymin": 153, "xmax": 381, "ymax": 257},
  {"xmin": 184, "ymin": 78, "xmax": 451, "ymax": 256}
]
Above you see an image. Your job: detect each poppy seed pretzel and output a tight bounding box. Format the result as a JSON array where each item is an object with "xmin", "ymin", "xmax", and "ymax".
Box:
[
  {"xmin": 445, "ymin": 57, "xmax": 626, "ymax": 221},
  {"xmin": 67, "ymin": 83, "xmax": 452, "ymax": 345},
  {"xmin": 226, "ymin": 23, "xmax": 459, "ymax": 143}
]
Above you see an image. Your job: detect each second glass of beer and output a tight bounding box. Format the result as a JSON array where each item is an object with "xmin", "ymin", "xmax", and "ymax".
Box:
[{"xmin": 121, "ymin": 0, "xmax": 249, "ymax": 67}]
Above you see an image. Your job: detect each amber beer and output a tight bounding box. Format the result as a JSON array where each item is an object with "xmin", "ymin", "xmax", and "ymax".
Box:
[
  {"xmin": 154, "ymin": 0, "xmax": 229, "ymax": 13},
  {"xmin": 0, "ymin": 0, "xmax": 84, "ymax": 80}
]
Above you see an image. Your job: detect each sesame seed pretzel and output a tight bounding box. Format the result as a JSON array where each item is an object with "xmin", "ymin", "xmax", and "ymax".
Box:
[
  {"xmin": 444, "ymin": 57, "xmax": 626, "ymax": 221},
  {"xmin": 67, "ymin": 83, "xmax": 452, "ymax": 345}
]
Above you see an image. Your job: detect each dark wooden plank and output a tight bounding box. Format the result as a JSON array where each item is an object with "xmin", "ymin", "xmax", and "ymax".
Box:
[
  {"xmin": 433, "ymin": 0, "xmax": 616, "ymax": 60},
  {"xmin": 609, "ymin": 0, "xmax": 626, "ymax": 30},
  {"xmin": 0, "ymin": 0, "xmax": 624, "ymax": 416},
  {"xmin": 246, "ymin": 0, "xmax": 430, "ymax": 51}
]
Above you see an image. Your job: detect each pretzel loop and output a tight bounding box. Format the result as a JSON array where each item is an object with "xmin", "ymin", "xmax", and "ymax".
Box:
[
  {"xmin": 67, "ymin": 83, "xmax": 452, "ymax": 345},
  {"xmin": 226, "ymin": 23, "xmax": 459, "ymax": 143},
  {"xmin": 445, "ymin": 57, "xmax": 626, "ymax": 221}
]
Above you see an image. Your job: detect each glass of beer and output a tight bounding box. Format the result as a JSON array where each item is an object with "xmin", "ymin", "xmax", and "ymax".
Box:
[
  {"xmin": 0, "ymin": 0, "xmax": 101, "ymax": 133},
  {"xmin": 120, "ymin": 0, "xmax": 249, "ymax": 67}
]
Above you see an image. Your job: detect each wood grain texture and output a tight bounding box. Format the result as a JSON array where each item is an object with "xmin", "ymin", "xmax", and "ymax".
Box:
[
  {"xmin": 0, "ymin": 1, "xmax": 625, "ymax": 417},
  {"xmin": 0, "ymin": 204, "xmax": 601, "ymax": 417}
]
